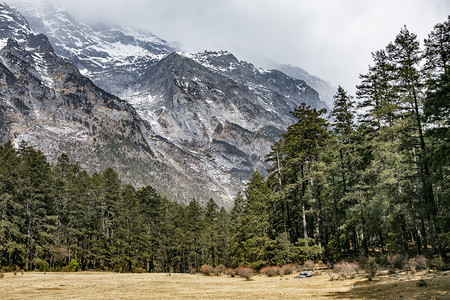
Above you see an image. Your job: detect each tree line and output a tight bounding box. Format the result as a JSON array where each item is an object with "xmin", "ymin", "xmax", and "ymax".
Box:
[
  {"xmin": 230, "ymin": 17, "xmax": 449, "ymax": 267},
  {"xmin": 0, "ymin": 142, "xmax": 233, "ymax": 272},
  {"xmin": 0, "ymin": 17, "xmax": 448, "ymax": 272}
]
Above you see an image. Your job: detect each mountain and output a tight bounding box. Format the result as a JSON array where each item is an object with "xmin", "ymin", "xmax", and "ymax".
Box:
[
  {"xmin": 0, "ymin": 1, "xmax": 219, "ymax": 207},
  {"xmin": 219, "ymin": 44, "xmax": 336, "ymax": 108},
  {"xmin": 8, "ymin": 0, "xmax": 177, "ymax": 98},
  {"xmin": 3, "ymin": 0, "xmax": 328, "ymax": 206}
]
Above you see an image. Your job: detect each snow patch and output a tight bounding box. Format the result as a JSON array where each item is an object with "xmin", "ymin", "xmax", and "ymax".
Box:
[
  {"xmin": 31, "ymin": 52, "xmax": 53, "ymax": 88},
  {"xmin": 0, "ymin": 38, "xmax": 7, "ymax": 50}
]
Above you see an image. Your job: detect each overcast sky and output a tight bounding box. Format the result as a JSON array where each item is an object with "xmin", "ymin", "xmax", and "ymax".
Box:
[{"xmin": 20, "ymin": 0, "xmax": 450, "ymax": 94}]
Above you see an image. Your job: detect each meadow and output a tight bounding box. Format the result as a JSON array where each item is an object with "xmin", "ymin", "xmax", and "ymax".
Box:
[{"xmin": 0, "ymin": 269, "xmax": 448, "ymax": 299}]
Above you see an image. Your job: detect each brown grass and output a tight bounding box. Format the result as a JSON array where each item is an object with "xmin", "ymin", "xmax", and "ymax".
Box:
[{"xmin": 0, "ymin": 270, "xmax": 448, "ymax": 299}]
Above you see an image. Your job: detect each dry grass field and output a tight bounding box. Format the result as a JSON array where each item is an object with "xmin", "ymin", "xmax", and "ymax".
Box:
[{"xmin": 0, "ymin": 269, "xmax": 448, "ymax": 299}]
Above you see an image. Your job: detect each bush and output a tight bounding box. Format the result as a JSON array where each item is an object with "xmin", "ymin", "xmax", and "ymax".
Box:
[
  {"xmin": 260, "ymin": 266, "xmax": 280, "ymax": 277},
  {"xmin": 235, "ymin": 266, "xmax": 254, "ymax": 280},
  {"xmin": 67, "ymin": 259, "xmax": 80, "ymax": 272},
  {"xmin": 132, "ymin": 267, "xmax": 146, "ymax": 273},
  {"xmin": 333, "ymin": 261, "xmax": 359, "ymax": 279},
  {"xmin": 225, "ymin": 268, "xmax": 236, "ymax": 277},
  {"xmin": 328, "ymin": 272, "xmax": 341, "ymax": 281},
  {"xmin": 214, "ymin": 264, "xmax": 226, "ymax": 275},
  {"xmin": 365, "ymin": 257, "xmax": 378, "ymax": 281},
  {"xmin": 200, "ymin": 264, "xmax": 215, "ymax": 276},
  {"xmin": 387, "ymin": 254, "xmax": 406, "ymax": 269},
  {"xmin": 303, "ymin": 260, "xmax": 315, "ymax": 271},
  {"xmin": 295, "ymin": 238, "xmax": 323, "ymax": 262},
  {"xmin": 407, "ymin": 255, "xmax": 428, "ymax": 273},
  {"xmin": 280, "ymin": 264, "xmax": 297, "ymax": 276},
  {"xmin": 429, "ymin": 257, "xmax": 446, "ymax": 271},
  {"xmin": 34, "ymin": 258, "xmax": 50, "ymax": 272}
]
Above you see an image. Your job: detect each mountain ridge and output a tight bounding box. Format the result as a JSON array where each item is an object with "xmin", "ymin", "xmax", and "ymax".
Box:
[{"xmin": 2, "ymin": 0, "xmax": 331, "ymax": 207}]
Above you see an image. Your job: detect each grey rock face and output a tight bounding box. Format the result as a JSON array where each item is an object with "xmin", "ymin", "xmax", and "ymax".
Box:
[
  {"xmin": 0, "ymin": 1, "xmax": 211, "ymax": 207},
  {"xmin": 3, "ymin": 1, "xmax": 330, "ymax": 206}
]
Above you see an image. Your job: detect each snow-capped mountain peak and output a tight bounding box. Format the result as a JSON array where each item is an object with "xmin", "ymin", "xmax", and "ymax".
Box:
[
  {"xmin": 2, "ymin": 0, "xmax": 330, "ymax": 206},
  {"xmin": 0, "ymin": 1, "xmax": 33, "ymax": 47}
]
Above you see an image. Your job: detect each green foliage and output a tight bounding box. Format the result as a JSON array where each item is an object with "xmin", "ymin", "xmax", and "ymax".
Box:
[
  {"xmin": 294, "ymin": 238, "xmax": 323, "ymax": 262},
  {"xmin": 67, "ymin": 259, "xmax": 80, "ymax": 272},
  {"xmin": 0, "ymin": 143, "xmax": 230, "ymax": 272}
]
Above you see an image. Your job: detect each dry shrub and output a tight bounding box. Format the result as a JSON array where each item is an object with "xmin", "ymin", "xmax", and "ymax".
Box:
[
  {"xmin": 280, "ymin": 264, "xmax": 297, "ymax": 276},
  {"xmin": 225, "ymin": 268, "xmax": 236, "ymax": 277},
  {"xmin": 303, "ymin": 260, "xmax": 315, "ymax": 271},
  {"xmin": 214, "ymin": 264, "xmax": 226, "ymax": 275},
  {"xmin": 333, "ymin": 261, "xmax": 359, "ymax": 279},
  {"xmin": 387, "ymin": 254, "xmax": 406, "ymax": 269},
  {"xmin": 200, "ymin": 264, "xmax": 215, "ymax": 276},
  {"xmin": 365, "ymin": 257, "xmax": 378, "ymax": 281},
  {"xmin": 0, "ymin": 272, "xmax": 4, "ymax": 279},
  {"xmin": 407, "ymin": 255, "xmax": 428, "ymax": 273},
  {"xmin": 260, "ymin": 266, "xmax": 280, "ymax": 277},
  {"xmin": 153, "ymin": 266, "xmax": 163, "ymax": 273},
  {"xmin": 235, "ymin": 266, "xmax": 254, "ymax": 280},
  {"xmin": 132, "ymin": 267, "xmax": 146, "ymax": 273},
  {"xmin": 328, "ymin": 272, "xmax": 341, "ymax": 281}
]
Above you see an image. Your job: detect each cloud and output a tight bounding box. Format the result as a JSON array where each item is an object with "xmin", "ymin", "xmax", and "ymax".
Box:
[{"xmin": 9, "ymin": 0, "xmax": 450, "ymax": 93}]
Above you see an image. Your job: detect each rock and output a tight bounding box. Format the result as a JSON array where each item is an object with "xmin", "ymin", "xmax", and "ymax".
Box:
[
  {"xmin": 295, "ymin": 271, "xmax": 314, "ymax": 279},
  {"xmin": 416, "ymin": 279, "xmax": 427, "ymax": 287}
]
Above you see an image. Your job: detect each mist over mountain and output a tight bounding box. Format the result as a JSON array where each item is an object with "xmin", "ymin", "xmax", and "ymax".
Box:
[{"xmin": 216, "ymin": 44, "xmax": 336, "ymax": 108}]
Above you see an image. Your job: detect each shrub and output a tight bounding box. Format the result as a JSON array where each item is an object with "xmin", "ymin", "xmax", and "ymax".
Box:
[
  {"xmin": 328, "ymin": 272, "xmax": 341, "ymax": 281},
  {"xmin": 214, "ymin": 264, "xmax": 226, "ymax": 275},
  {"xmin": 296, "ymin": 238, "xmax": 323, "ymax": 262},
  {"xmin": 387, "ymin": 254, "xmax": 406, "ymax": 269},
  {"xmin": 429, "ymin": 257, "xmax": 445, "ymax": 271},
  {"xmin": 225, "ymin": 268, "xmax": 236, "ymax": 277},
  {"xmin": 303, "ymin": 260, "xmax": 315, "ymax": 271},
  {"xmin": 280, "ymin": 264, "xmax": 297, "ymax": 276},
  {"xmin": 333, "ymin": 261, "xmax": 359, "ymax": 279},
  {"xmin": 34, "ymin": 258, "xmax": 50, "ymax": 272},
  {"xmin": 67, "ymin": 259, "xmax": 80, "ymax": 272},
  {"xmin": 365, "ymin": 257, "xmax": 378, "ymax": 281},
  {"xmin": 153, "ymin": 266, "xmax": 163, "ymax": 273},
  {"xmin": 235, "ymin": 266, "xmax": 254, "ymax": 280},
  {"xmin": 0, "ymin": 272, "xmax": 4, "ymax": 279},
  {"xmin": 260, "ymin": 266, "xmax": 280, "ymax": 277},
  {"xmin": 200, "ymin": 264, "xmax": 215, "ymax": 276},
  {"xmin": 407, "ymin": 255, "xmax": 428, "ymax": 273},
  {"xmin": 132, "ymin": 267, "xmax": 146, "ymax": 273}
]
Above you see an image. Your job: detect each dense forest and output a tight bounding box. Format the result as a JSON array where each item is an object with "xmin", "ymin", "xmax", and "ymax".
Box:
[{"xmin": 0, "ymin": 18, "xmax": 448, "ymax": 272}]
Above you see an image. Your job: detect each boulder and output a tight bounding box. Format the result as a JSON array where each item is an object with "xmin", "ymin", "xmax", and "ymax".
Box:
[{"xmin": 294, "ymin": 271, "xmax": 315, "ymax": 279}]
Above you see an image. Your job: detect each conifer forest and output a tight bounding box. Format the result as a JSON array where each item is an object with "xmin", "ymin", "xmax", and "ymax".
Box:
[{"xmin": 0, "ymin": 17, "xmax": 448, "ymax": 273}]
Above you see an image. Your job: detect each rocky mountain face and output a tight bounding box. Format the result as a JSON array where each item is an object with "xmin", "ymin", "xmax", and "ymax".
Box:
[
  {"xmin": 220, "ymin": 44, "xmax": 336, "ymax": 108},
  {"xmin": 10, "ymin": 0, "xmax": 177, "ymax": 98},
  {"xmin": 0, "ymin": 1, "xmax": 203, "ymax": 206},
  {"xmin": 3, "ymin": 1, "xmax": 329, "ymax": 206}
]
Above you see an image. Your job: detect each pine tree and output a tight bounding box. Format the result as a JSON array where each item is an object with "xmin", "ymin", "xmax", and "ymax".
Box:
[{"xmin": 423, "ymin": 16, "xmax": 450, "ymax": 253}]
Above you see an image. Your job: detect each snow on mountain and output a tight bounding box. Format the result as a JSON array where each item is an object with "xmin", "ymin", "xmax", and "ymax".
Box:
[
  {"xmin": 218, "ymin": 44, "xmax": 336, "ymax": 108},
  {"xmin": 9, "ymin": 0, "xmax": 176, "ymax": 97},
  {"xmin": 0, "ymin": 1, "xmax": 232, "ymax": 208},
  {"xmin": 4, "ymin": 0, "xmax": 330, "ymax": 205}
]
